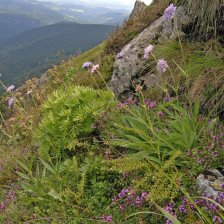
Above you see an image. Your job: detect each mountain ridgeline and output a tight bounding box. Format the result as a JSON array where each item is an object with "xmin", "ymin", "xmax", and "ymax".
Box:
[
  {"xmin": 0, "ymin": 13, "xmax": 43, "ymax": 43},
  {"xmin": 0, "ymin": 22, "xmax": 115, "ymax": 89}
]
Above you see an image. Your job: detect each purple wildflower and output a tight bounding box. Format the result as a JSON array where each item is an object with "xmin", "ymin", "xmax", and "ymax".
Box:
[
  {"xmin": 144, "ymin": 99, "xmax": 156, "ymax": 109},
  {"xmin": 6, "ymin": 85, "xmax": 15, "ymax": 92},
  {"xmin": 112, "ymin": 196, "xmax": 117, "ymax": 204},
  {"xmin": 102, "ymin": 215, "xmax": 113, "ymax": 223},
  {"xmin": 119, "ymin": 204, "xmax": 125, "ymax": 211},
  {"xmin": 135, "ymin": 197, "xmax": 142, "ymax": 207},
  {"xmin": 0, "ymin": 201, "xmax": 6, "ymax": 212},
  {"xmin": 158, "ymin": 111, "xmax": 165, "ymax": 118},
  {"xmin": 82, "ymin": 62, "xmax": 93, "ymax": 69},
  {"xmin": 165, "ymin": 205, "xmax": 173, "ymax": 213},
  {"xmin": 182, "ymin": 198, "xmax": 189, "ymax": 205},
  {"xmin": 116, "ymin": 98, "xmax": 136, "ymax": 109},
  {"xmin": 141, "ymin": 192, "xmax": 148, "ymax": 199},
  {"xmin": 8, "ymin": 97, "xmax": 14, "ymax": 108},
  {"xmin": 213, "ymin": 216, "xmax": 223, "ymax": 223},
  {"xmin": 209, "ymin": 202, "xmax": 218, "ymax": 211},
  {"xmin": 194, "ymin": 199, "xmax": 203, "ymax": 205},
  {"xmin": 164, "ymin": 93, "xmax": 171, "ymax": 102},
  {"xmin": 91, "ymin": 64, "xmax": 99, "ymax": 73},
  {"xmin": 144, "ymin": 45, "xmax": 154, "ymax": 59},
  {"xmin": 118, "ymin": 188, "xmax": 129, "ymax": 199},
  {"xmin": 164, "ymin": 3, "xmax": 176, "ymax": 20},
  {"xmin": 178, "ymin": 205, "xmax": 187, "ymax": 213},
  {"xmin": 157, "ymin": 59, "xmax": 169, "ymax": 74},
  {"xmin": 219, "ymin": 192, "xmax": 224, "ymax": 200},
  {"xmin": 166, "ymin": 220, "xmax": 173, "ymax": 224},
  {"xmin": 6, "ymin": 191, "xmax": 16, "ymax": 200},
  {"xmin": 116, "ymin": 52, "xmax": 123, "ymax": 59}
]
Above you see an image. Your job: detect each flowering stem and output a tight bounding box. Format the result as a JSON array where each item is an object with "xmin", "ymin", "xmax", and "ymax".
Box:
[
  {"xmin": 139, "ymin": 91, "xmax": 154, "ymax": 133},
  {"xmin": 0, "ymin": 126, "xmax": 13, "ymax": 138},
  {"xmin": 90, "ymin": 75, "xmax": 100, "ymax": 89},
  {"xmin": 0, "ymin": 111, "xmax": 6, "ymax": 125},
  {"xmin": 0, "ymin": 79, "xmax": 7, "ymax": 90},
  {"xmin": 97, "ymin": 71, "xmax": 109, "ymax": 90}
]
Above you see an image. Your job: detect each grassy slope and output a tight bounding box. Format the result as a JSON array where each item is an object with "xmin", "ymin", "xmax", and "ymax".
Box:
[
  {"xmin": 0, "ymin": 43, "xmax": 106, "ymax": 182},
  {"xmin": 0, "ymin": 1, "xmax": 224, "ymax": 222}
]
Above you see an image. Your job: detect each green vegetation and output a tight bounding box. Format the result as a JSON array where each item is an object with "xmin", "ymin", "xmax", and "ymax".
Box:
[
  {"xmin": 36, "ymin": 86, "xmax": 115, "ymax": 161},
  {"xmin": 0, "ymin": 1, "xmax": 224, "ymax": 223}
]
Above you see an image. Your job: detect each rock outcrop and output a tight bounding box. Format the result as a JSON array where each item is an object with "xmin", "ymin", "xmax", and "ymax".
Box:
[
  {"xmin": 129, "ymin": 0, "xmax": 146, "ymax": 20},
  {"xmin": 197, "ymin": 169, "xmax": 224, "ymax": 197},
  {"xmin": 110, "ymin": 7, "xmax": 191, "ymax": 99}
]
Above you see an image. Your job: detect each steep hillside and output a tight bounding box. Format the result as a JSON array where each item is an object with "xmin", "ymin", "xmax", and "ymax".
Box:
[
  {"xmin": 0, "ymin": 1, "xmax": 223, "ymax": 223},
  {"xmin": 0, "ymin": 22, "xmax": 114, "ymax": 89}
]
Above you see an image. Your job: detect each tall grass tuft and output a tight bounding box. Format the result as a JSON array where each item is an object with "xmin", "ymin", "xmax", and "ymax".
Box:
[{"xmin": 179, "ymin": 0, "xmax": 224, "ymax": 38}]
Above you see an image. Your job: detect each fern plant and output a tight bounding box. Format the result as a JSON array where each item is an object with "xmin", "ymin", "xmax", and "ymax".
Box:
[{"xmin": 35, "ymin": 86, "xmax": 115, "ymax": 160}]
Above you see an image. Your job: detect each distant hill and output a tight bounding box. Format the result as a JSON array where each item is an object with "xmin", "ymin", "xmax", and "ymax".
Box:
[
  {"xmin": 0, "ymin": 13, "xmax": 43, "ymax": 42},
  {"xmin": 52, "ymin": 2, "xmax": 129, "ymax": 25},
  {"xmin": 0, "ymin": 0, "xmax": 128, "ymax": 26},
  {"xmin": 0, "ymin": 0, "xmax": 66, "ymax": 25},
  {"xmin": 0, "ymin": 22, "xmax": 114, "ymax": 88}
]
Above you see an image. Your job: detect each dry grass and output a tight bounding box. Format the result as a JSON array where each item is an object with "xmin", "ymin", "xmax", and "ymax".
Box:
[
  {"xmin": 178, "ymin": 0, "xmax": 224, "ymax": 38},
  {"xmin": 104, "ymin": 0, "xmax": 170, "ymax": 55},
  {"xmin": 190, "ymin": 68, "xmax": 224, "ymax": 116}
]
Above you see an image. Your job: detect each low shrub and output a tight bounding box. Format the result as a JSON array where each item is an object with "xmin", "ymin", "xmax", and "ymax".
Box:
[{"xmin": 35, "ymin": 86, "xmax": 115, "ymax": 161}]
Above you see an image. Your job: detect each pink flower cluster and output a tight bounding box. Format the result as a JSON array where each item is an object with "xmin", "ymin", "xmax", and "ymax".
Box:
[
  {"xmin": 157, "ymin": 59, "xmax": 169, "ymax": 74},
  {"xmin": 143, "ymin": 4, "xmax": 176, "ymax": 73},
  {"xmin": 82, "ymin": 62, "xmax": 99, "ymax": 73},
  {"xmin": 112, "ymin": 187, "xmax": 148, "ymax": 212},
  {"xmin": 165, "ymin": 193, "xmax": 224, "ymax": 224},
  {"xmin": 102, "ymin": 215, "xmax": 113, "ymax": 223},
  {"xmin": 0, "ymin": 190, "xmax": 17, "ymax": 213},
  {"xmin": 189, "ymin": 124, "xmax": 224, "ymax": 169},
  {"xmin": 144, "ymin": 99, "xmax": 157, "ymax": 109},
  {"xmin": 164, "ymin": 3, "xmax": 177, "ymax": 20},
  {"xmin": 144, "ymin": 45, "xmax": 154, "ymax": 59},
  {"xmin": 6, "ymin": 85, "xmax": 15, "ymax": 92},
  {"xmin": 116, "ymin": 97, "xmax": 137, "ymax": 109}
]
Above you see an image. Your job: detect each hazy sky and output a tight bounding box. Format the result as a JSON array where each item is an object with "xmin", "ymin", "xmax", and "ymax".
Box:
[
  {"xmin": 83, "ymin": 0, "xmax": 153, "ymax": 7},
  {"xmin": 38, "ymin": 0, "xmax": 153, "ymax": 9}
]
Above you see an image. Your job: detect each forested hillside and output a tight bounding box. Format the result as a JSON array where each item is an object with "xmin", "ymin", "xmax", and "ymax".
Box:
[
  {"xmin": 0, "ymin": 13, "xmax": 42, "ymax": 42},
  {"xmin": 0, "ymin": 22, "xmax": 114, "ymax": 90}
]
